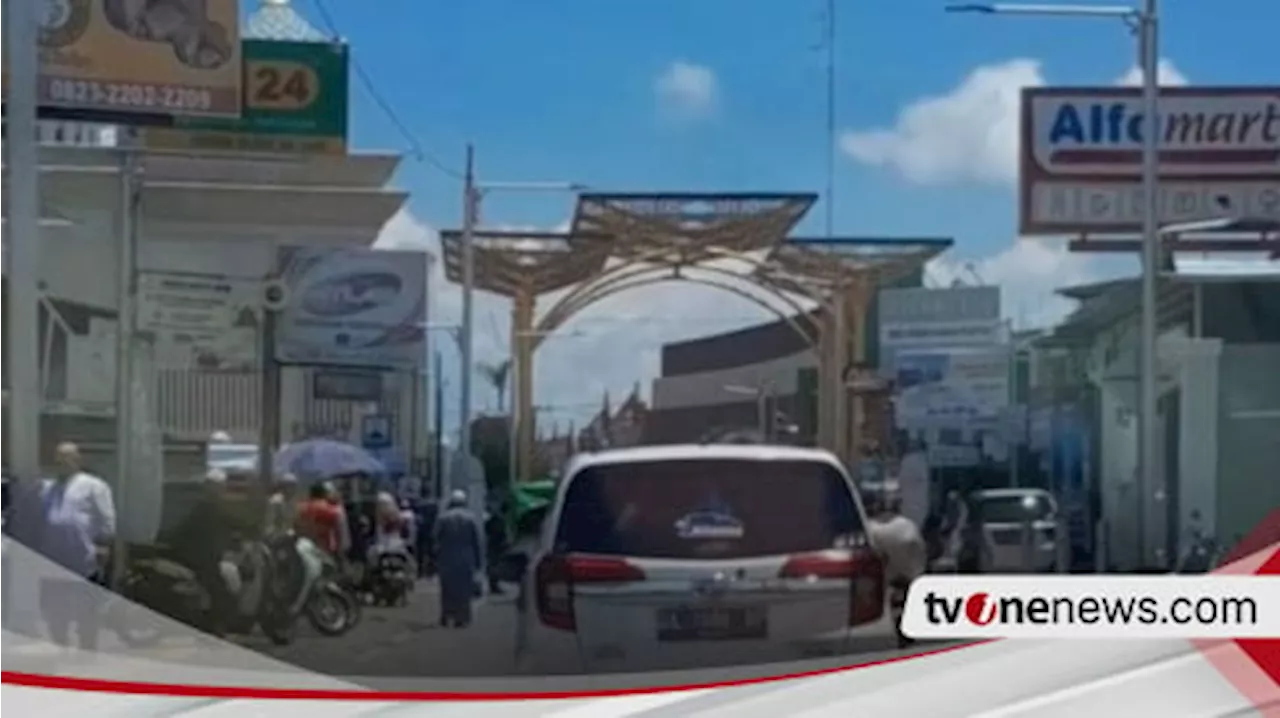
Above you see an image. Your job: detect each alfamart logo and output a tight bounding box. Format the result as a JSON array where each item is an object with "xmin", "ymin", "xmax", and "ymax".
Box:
[{"xmin": 901, "ymin": 576, "xmax": 1280, "ymax": 640}]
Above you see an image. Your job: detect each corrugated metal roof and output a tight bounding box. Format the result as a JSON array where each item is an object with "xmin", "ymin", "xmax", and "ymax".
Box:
[
  {"xmin": 1037, "ymin": 279, "xmax": 1190, "ymax": 346},
  {"xmin": 243, "ymin": 0, "xmax": 330, "ymax": 42}
]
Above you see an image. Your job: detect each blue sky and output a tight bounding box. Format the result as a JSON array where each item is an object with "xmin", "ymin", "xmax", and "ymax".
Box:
[
  {"xmin": 299, "ymin": 0, "xmax": 1276, "ymax": 239},
  {"xmin": 258, "ymin": 0, "xmax": 1277, "ymax": 426}
]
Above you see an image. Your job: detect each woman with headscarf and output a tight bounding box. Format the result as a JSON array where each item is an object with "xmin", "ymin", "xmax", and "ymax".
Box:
[
  {"xmin": 433, "ymin": 489, "xmax": 483, "ymax": 628},
  {"xmin": 368, "ymin": 492, "xmax": 407, "ymax": 559}
]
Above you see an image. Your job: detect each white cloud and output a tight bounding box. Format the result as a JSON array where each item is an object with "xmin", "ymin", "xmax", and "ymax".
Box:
[
  {"xmin": 1115, "ymin": 59, "xmax": 1189, "ymax": 88},
  {"xmin": 655, "ymin": 61, "xmax": 718, "ymax": 122},
  {"xmin": 927, "ymin": 239, "xmax": 1135, "ymax": 329},
  {"xmin": 841, "ymin": 57, "xmax": 1188, "ymax": 186},
  {"xmin": 841, "ymin": 59, "xmax": 1044, "ymax": 186}
]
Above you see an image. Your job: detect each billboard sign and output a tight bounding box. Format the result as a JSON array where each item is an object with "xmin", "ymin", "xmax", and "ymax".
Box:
[
  {"xmin": 893, "ymin": 348, "xmax": 1010, "ymax": 430},
  {"xmin": 877, "ymin": 286, "xmax": 1003, "ymax": 370},
  {"xmin": 29, "ymin": 0, "xmax": 242, "ymax": 121},
  {"xmin": 143, "ymin": 39, "xmax": 348, "ymax": 154},
  {"xmin": 274, "ymin": 247, "xmax": 426, "ymax": 369},
  {"xmin": 1020, "ymin": 87, "xmax": 1280, "ymax": 236},
  {"xmin": 136, "ymin": 272, "xmax": 260, "ymax": 371}
]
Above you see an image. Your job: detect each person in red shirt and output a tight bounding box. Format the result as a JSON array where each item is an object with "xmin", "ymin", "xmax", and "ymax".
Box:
[{"xmin": 296, "ymin": 483, "xmax": 343, "ymax": 556}]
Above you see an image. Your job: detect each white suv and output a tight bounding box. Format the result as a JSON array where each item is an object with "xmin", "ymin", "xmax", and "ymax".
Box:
[{"xmin": 512, "ymin": 444, "xmax": 896, "ymax": 674}]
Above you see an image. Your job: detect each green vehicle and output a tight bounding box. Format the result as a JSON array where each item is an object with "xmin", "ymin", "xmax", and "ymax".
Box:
[{"xmin": 507, "ymin": 480, "xmax": 558, "ymax": 539}]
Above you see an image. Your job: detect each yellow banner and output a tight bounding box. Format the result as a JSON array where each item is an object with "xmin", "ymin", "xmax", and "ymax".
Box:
[{"xmin": 34, "ymin": 0, "xmax": 242, "ymax": 118}]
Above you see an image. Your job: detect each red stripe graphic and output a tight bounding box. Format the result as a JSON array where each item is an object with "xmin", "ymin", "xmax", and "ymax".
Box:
[
  {"xmin": 1050, "ymin": 149, "xmax": 1280, "ymax": 165},
  {"xmin": 1, "ymin": 641, "xmax": 990, "ymax": 702}
]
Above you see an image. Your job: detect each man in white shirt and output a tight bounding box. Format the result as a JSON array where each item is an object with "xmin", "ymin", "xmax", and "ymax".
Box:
[{"xmin": 36, "ymin": 442, "xmax": 116, "ymax": 651}]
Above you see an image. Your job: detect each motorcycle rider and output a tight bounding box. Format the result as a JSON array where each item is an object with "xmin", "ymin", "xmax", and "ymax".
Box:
[
  {"xmin": 264, "ymin": 472, "xmax": 301, "ymax": 540},
  {"xmin": 167, "ymin": 468, "xmax": 250, "ymax": 635},
  {"xmin": 297, "ymin": 482, "xmax": 345, "ymax": 559},
  {"xmin": 864, "ymin": 484, "xmax": 927, "ymax": 647},
  {"xmin": 368, "ymin": 492, "xmax": 408, "ymax": 561},
  {"xmin": 865, "ymin": 485, "xmax": 928, "ymax": 585}
]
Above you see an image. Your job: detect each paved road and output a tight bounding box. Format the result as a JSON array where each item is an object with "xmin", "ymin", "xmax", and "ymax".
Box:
[
  {"xmin": 248, "ymin": 579, "xmax": 522, "ymax": 678},
  {"xmin": 245, "ymin": 580, "xmax": 950, "ymax": 682}
]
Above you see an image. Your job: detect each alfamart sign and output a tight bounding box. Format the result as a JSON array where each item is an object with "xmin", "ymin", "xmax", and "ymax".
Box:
[{"xmin": 1020, "ymin": 87, "xmax": 1280, "ymax": 236}]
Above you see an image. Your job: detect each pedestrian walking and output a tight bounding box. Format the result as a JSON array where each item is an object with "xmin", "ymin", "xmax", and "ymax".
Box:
[
  {"xmin": 433, "ymin": 489, "xmax": 483, "ymax": 628},
  {"xmin": 484, "ymin": 498, "xmax": 509, "ymax": 595},
  {"xmin": 32, "ymin": 442, "xmax": 116, "ymax": 652}
]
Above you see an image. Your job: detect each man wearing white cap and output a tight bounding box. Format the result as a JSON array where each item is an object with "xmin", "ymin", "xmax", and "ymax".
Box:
[{"xmin": 433, "ymin": 489, "xmax": 483, "ymax": 628}]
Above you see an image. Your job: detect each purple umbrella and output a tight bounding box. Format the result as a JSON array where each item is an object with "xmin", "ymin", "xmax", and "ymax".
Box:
[{"xmin": 273, "ymin": 439, "xmax": 386, "ymax": 481}]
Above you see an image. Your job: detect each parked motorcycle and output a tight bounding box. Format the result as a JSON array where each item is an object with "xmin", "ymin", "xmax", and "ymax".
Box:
[
  {"xmin": 292, "ymin": 534, "xmax": 362, "ymax": 636},
  {"xmin": 366, "ymin": 548, "xmax": 414, "ymax": 607},
  {"xmin": 110, "ymin": 540, "xmax": 298, "ymax": 647}
]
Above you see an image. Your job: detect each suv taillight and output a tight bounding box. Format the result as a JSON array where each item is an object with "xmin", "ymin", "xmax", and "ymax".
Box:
[
  {"xmin": 778, "ymin": 548, "xmax": 886, "ymax": 626},
  {"xmin": 534, "ymin": 555, "xmax": 646, "ymax": 632}
]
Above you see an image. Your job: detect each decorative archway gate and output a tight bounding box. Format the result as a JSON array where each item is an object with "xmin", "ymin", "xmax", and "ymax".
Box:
[{"xmin": 441, "ymin": 192, "xmax": 950, "ymax": 481}]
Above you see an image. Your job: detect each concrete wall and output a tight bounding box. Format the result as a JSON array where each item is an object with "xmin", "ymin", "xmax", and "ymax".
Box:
[
  {"xmin": 1216, "ymin": 343, "xmax": 1280, "ymax": 548},
  {"xmin": 651, "ymin": 349, "xmax": 814, "ymax": 410}
]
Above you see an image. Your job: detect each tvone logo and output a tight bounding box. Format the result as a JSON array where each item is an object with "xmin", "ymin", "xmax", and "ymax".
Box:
[{"xmin": 965, "ymin": 592, "xmax": 998, "ymax": 626}]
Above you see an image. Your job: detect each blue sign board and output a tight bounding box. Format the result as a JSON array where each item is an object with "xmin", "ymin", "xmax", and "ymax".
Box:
[{"xmin": 361, "ymin": 414, "xmax": 393, "ymax": 450}]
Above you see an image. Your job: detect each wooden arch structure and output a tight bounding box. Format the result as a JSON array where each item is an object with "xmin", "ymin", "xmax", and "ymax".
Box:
[{"xmin": 441, "ymin": 192, "xmax": 951, "ymax": 481}]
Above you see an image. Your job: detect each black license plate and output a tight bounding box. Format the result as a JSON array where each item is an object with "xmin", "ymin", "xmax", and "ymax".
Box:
[
  {"xmin": 991, "ymin": 528, "xmax": 1024, "ymax": 546},
  {"xmin": 657, "ymin": 606, "xmax": 767, "ymax": 641}
]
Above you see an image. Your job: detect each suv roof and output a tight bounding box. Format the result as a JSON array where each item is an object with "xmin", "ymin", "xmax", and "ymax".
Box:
[{"xmin": 564, "ymin": 444, "xmax": 843, "ymax": 475}]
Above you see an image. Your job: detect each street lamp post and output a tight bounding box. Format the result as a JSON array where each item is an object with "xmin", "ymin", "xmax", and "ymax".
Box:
[
  {"xmin": 455, "ymin": 149, "xmax": 586, "ymax": 495},
  {"xmin": 947, "ymin": 0, "xmax": 1163, "ymax": 568}
]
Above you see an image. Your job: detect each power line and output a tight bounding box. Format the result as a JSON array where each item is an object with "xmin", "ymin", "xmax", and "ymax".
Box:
[
  {"xmin": 308, "ymin": 0, "xmax": 464, "ymax": 181},
  {"xmin": 823, "ymin": 0, "xmax": 837, "ymax": 237}
]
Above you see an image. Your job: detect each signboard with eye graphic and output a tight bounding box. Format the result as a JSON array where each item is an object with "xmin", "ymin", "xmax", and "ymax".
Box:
[
  {"xmin": 143, "ymin": 39, "xmax": 348, "ymax": 153},
  {"xmin": 10, "ymin": 0, "xmax": 244, "ymax": 122},
  {"xmin": 273, "ymin": 246, "xmax": 426, "ymax": 369}
]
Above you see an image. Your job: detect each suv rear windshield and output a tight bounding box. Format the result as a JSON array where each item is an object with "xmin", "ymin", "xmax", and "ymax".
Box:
[
  {"xmin": 977, "ymin": 494, "xmax": 1055, "ymax": 524},
  {"xmin": 553, "ymin": 458, "xmax": 863, "ymax": 560}
]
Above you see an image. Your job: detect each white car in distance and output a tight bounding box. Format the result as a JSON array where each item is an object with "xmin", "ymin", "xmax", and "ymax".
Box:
[
  {"xmin": 511, "ymin": 444, "xmax": 897, "ymax": 675},
  {"xmin": 971, "ymin": 488, "xmax": 1070, "ymax": 574}
]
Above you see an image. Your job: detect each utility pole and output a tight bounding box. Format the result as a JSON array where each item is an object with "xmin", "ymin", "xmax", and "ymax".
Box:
[
  {"xmin": 3, "ymin": 0, "xmax": 43, "ymax": 636},
  {"xmin": 457, "ymin": 144, "xmax": 477, "ymax": 496},
  {"xmin": 433, "ymin": 350, "xmax": 445, "ymax": 499},
  {"xmin": 6, "ymin": 0, "xmax": 43, "ymax": 484},
  {"xmin": 111, "ymin": 129, "xmax": 142, "ymax": 589},
  {"xmin": 1135, "ymin": 0, "xmax": 1162, "ymax": 570}
]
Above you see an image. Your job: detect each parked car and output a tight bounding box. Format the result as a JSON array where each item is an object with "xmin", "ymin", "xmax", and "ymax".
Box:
[
  {"xmin": 509, "ymin": 443, "xmax": 893, "ymax": 674},
  {"xmin": 969, "ymin": 488, "xmax": 1068, "ymax": 573}
]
